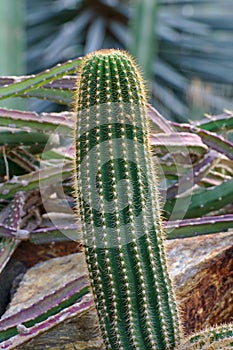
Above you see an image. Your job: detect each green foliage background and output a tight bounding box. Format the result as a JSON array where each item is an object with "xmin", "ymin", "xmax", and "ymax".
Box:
[{"xmin": 26, "ymin": 0, "xmax": 233, "ymax": 120}]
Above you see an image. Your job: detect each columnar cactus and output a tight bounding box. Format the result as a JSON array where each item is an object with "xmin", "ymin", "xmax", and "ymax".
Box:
[{"xmin": 74, "ymin": 49, "xmax": 181, "ymax": 349}]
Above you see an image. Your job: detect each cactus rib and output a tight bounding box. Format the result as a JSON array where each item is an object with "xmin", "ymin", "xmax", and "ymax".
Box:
[
  {"xmin": 0, "ymin": 58, "xmax": 81, "ymax": 100},
  {"xmin": 0, "ymin": 108, "xmax": 73, "ymax": 133},
  {"xmin": 166, "ymin": 150, "xmax": 219, "ymax": 200},
  {"xmin": 74, "ymin": 49, "xmax": 181, "ymax": 349},
  {"xmin": 0, "ymin": 294, "xmax": 93, "ymax": 350},
  {"xmin": 0, "ymin": 162, "xmax": 72, "ymax": 199},
  {"xmin": 193, "ymin": 110, "xmax": 233, "ymax": 132},
  {"xmin": 0, "ymin": 276, "xmax": 89, "ymax": 334},
  {"xmin": 166, "ymin": 214, "xmax": 233, "ymax": 239},
  {"xmin": 0, "ymin": 192, "xmax": 25, "ymax": 274},
  {"xmin": 172, "ymin": 122, "xmax": 233, "ymax": 160}
]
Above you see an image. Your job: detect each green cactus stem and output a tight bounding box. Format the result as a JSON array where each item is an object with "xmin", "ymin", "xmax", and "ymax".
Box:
[{"xmin": 74, "ymin": 49, "xmax": 181, "ymax": 349}]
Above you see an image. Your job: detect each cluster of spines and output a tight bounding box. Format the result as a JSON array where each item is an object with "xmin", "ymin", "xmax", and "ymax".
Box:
[{"xmin": 74, "ymin": 49, "xmax": 181, "ymax": 349}]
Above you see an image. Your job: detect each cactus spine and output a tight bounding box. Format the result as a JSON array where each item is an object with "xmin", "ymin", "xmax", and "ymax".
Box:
[{"xmin": 74, "ymin": 49, "xmax": 180, "ymax": 349}]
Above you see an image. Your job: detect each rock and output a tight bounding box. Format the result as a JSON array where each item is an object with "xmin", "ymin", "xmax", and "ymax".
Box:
[
  {"xmin": 1, "ymin": 231, "xmax": 232, "ymax": 348},
  {"xmin": 166, "ymin": 230, "xmax": 233, "ymax": 333}
]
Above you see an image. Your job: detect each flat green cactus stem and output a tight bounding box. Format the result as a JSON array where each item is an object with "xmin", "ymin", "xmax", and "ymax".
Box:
[{"xmin": 74, "ymin": 49, "xmax": 181, "ymax": 349}]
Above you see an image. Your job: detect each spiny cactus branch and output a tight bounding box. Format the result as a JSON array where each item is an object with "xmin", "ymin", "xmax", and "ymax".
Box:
[
  {"xmin": 0, "ymin": 58, "xmax": 81, "ymax": 100},
  {"xmin": 180, "ymin": 323, "xmax": 233, "ymax": 349},
  {"xmin": 0, "ymin": 192, "xmax": 25, "ymax": 274},
  {"xmin": 0, "ymin": 294, "xmax": 93, "ymax": 350},
  {"xmin": 74, "ymin": 49, "xmax": 181, "ymax": 350},
  {"xmin": 166, "ymin": 214, "xmax": 233, "ymax": 239},
  {"xmin": 172, "ymin": 122, "xmax": 233, "ymax": 161}
]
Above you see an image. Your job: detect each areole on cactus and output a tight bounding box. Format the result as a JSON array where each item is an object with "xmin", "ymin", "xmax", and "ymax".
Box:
[{"xmin": 73, "ymin": 49, "xmax": 233, "ymax": 349}]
